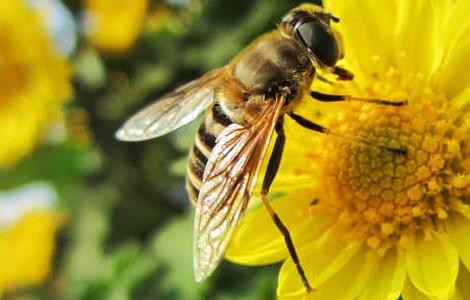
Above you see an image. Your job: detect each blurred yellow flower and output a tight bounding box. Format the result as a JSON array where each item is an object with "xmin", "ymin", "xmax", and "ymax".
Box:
[
  {"xmin": 226, "ymin": 1, "xmax": 470, "ymax": 299},
  {"xmin": 84, "ymin": 0, "xmax": 148, "ymax": 53},
  {"xmin": 0, "ymin": 183, "xmax": 62, "ymax": 293},
  {"xmin": 0, "ymin": 1, "xmax": 72, "ymax": 167}
]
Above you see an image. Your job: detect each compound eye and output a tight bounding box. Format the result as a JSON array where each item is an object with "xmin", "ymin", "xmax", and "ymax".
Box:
[{"xmin": 297, "ymin": 21, "xmax": 339, "ymax": 67}]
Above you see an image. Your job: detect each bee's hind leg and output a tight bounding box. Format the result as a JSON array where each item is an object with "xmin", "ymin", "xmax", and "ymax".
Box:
[{"xmin": 260, "ymin": 117, "xmax": 313, "ymax": 294}]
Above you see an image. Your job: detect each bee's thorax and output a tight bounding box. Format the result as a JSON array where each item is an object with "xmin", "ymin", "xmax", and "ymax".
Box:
[
  {"xmin": 231, "ymin": 32, "xmax": 313, "ymax": 96},
  {"xmin": 186, "ymin": 31, "xmax": 315, "ymax": 203}
]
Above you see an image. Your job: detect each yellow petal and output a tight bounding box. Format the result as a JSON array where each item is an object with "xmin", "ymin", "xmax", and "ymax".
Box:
[
  {"xmin": 451, "ymin": 84, "xmax": 470, "ymax": 113},
  {"xmin": 452, "ymin": 288, "xmax": 467, "ymax": 300},
  {"xmin": 433, "ymin": 0, "xmax": 470, "ymax": 97},
  {"xmin": 304, "ymin": 246, "xmax": 373, "ymax": 300},
  {"xmin": 323, "ymin": 0, "xmax": 398, "ymax": 81},
  {"xmin": 448, "ymin": 213, "xmax": 470, "ymax": 272},
  {"xmin": 456, "ymin": 263, "xmax": 470, "ymax": 300},
  {"xmin": 277, "ymin": 225, "xmax": 362, "ymax": 297},
  {"xmin": 358, "ymin": 249, "xmax": 406, "ymax": 300},
  {"xmin": 325, "ymin": 0, "xmax": 452, "ymax": 91},
  {"xmin": 394, "ymin": 0, "xmax": 443, "ymax": 78},
  {"xmin": 226, "ymin": 190, "xmax": 325, "ymax": 265},
  {"xmin": 402, "ymin": 277, "xmax": 432, "ymax": 300},
  {"xmin": 406, "ymin": 232, "xmax": 459, "ymax": 299}
]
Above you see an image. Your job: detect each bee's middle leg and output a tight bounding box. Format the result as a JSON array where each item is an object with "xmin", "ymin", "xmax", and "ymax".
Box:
[
  {"xmin": 288, "ymin": 112, "xmax": 406, "ymax": 155},
  {"xmin": 260, "ymin": 117, "xmax": 313, "ymax": 293}
]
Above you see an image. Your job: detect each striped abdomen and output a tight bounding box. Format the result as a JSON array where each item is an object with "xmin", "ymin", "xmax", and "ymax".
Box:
[{"xmin": 186, "ymin": 103, "xmax": 232, "ymax": 204}]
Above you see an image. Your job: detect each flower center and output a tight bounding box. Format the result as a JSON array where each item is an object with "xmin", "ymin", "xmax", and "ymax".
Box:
[{"xmin": 319, "ymin": 70, "xmax": 470, "ymax": 253}]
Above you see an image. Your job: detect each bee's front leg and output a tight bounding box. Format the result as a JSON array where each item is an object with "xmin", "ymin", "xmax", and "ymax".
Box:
[{"xmin": 332, "ymin": 66, "xmax": 354, "ymax": 81}]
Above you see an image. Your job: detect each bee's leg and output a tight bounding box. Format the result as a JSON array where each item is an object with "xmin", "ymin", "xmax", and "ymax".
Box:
[
  {"xmin": 310, "ymin": 90, "xmax": 407, "ymax": 107},
  {"xmin": 316, "ymin": 75, "xmax": 334, "ymax": 85},
  {"xmin": 288, "ymin": 112, "xmax": 407, "ymax": 155},
  {"xmin": 261, "ymin": 118, "xmax": 313, "ymax": 293},
  {"xmin": 332, "ymin": 66, "xmax": 354, "ymax": 81}
]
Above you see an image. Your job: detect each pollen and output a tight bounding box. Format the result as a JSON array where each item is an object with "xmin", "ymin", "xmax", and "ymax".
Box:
[{"xmin": 317, "ymin": 70, "xmax": 470, "ymax": 253}]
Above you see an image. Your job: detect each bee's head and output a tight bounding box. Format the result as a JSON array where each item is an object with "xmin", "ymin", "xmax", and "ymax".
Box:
[{"xmin": 280, "ymin": 4, "xmax": 344, "ymax": 70}]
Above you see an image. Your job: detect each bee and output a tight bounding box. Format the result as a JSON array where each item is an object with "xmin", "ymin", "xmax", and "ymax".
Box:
[{"xmin": 116, "ymin": 4, "xmax": 405, "ymax": 293}]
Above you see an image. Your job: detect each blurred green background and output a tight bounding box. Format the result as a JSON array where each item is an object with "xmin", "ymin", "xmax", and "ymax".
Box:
[{"xmin": 0, "ymin": 0, "xmax": 319, "ymax": 299}]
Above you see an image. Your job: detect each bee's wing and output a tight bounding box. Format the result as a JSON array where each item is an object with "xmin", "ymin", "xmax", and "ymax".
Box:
[
  {"xmin": 116, "ymin": 67, "xmax": 226, "ymax": 141},
  {"xmin": 193, "ymin": 95, "xmax": 286, "ymax": 282}
]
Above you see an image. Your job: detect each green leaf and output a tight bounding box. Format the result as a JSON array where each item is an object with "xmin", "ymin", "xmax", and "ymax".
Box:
[{"xmin": 152, "ymin": 212, "xmax": 201, "ymax": 300}]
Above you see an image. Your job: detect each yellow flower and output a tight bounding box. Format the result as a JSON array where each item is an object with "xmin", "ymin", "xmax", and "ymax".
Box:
[
  {"xmin": 226, "ymin": 1, "xmax": 470, "ymax": 299},
  {"xmin": 0, "ymin": 1, "xmax": 71, "ymax": 167},
  {"xmin": 84, "ymin": 0, "xmax": 148, "ymax": 54},
  {"xmin": 0, "ymin": 183, "xmax": 62, "ymax": 293}
]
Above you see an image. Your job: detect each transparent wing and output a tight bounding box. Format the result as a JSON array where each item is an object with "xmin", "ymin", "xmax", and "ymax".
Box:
[
  {"xmin": 193, "ymin": 95, "xmax": 286, "ymax": 282},
  {"xmin": 116, "ymin": 67, "xmax": 226, "ymax": 141}
]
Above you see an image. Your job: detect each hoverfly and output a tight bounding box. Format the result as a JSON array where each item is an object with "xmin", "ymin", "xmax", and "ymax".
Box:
[{"xmin": 116, "ymin": 4, "xmax": 405, "ymax": 293}]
